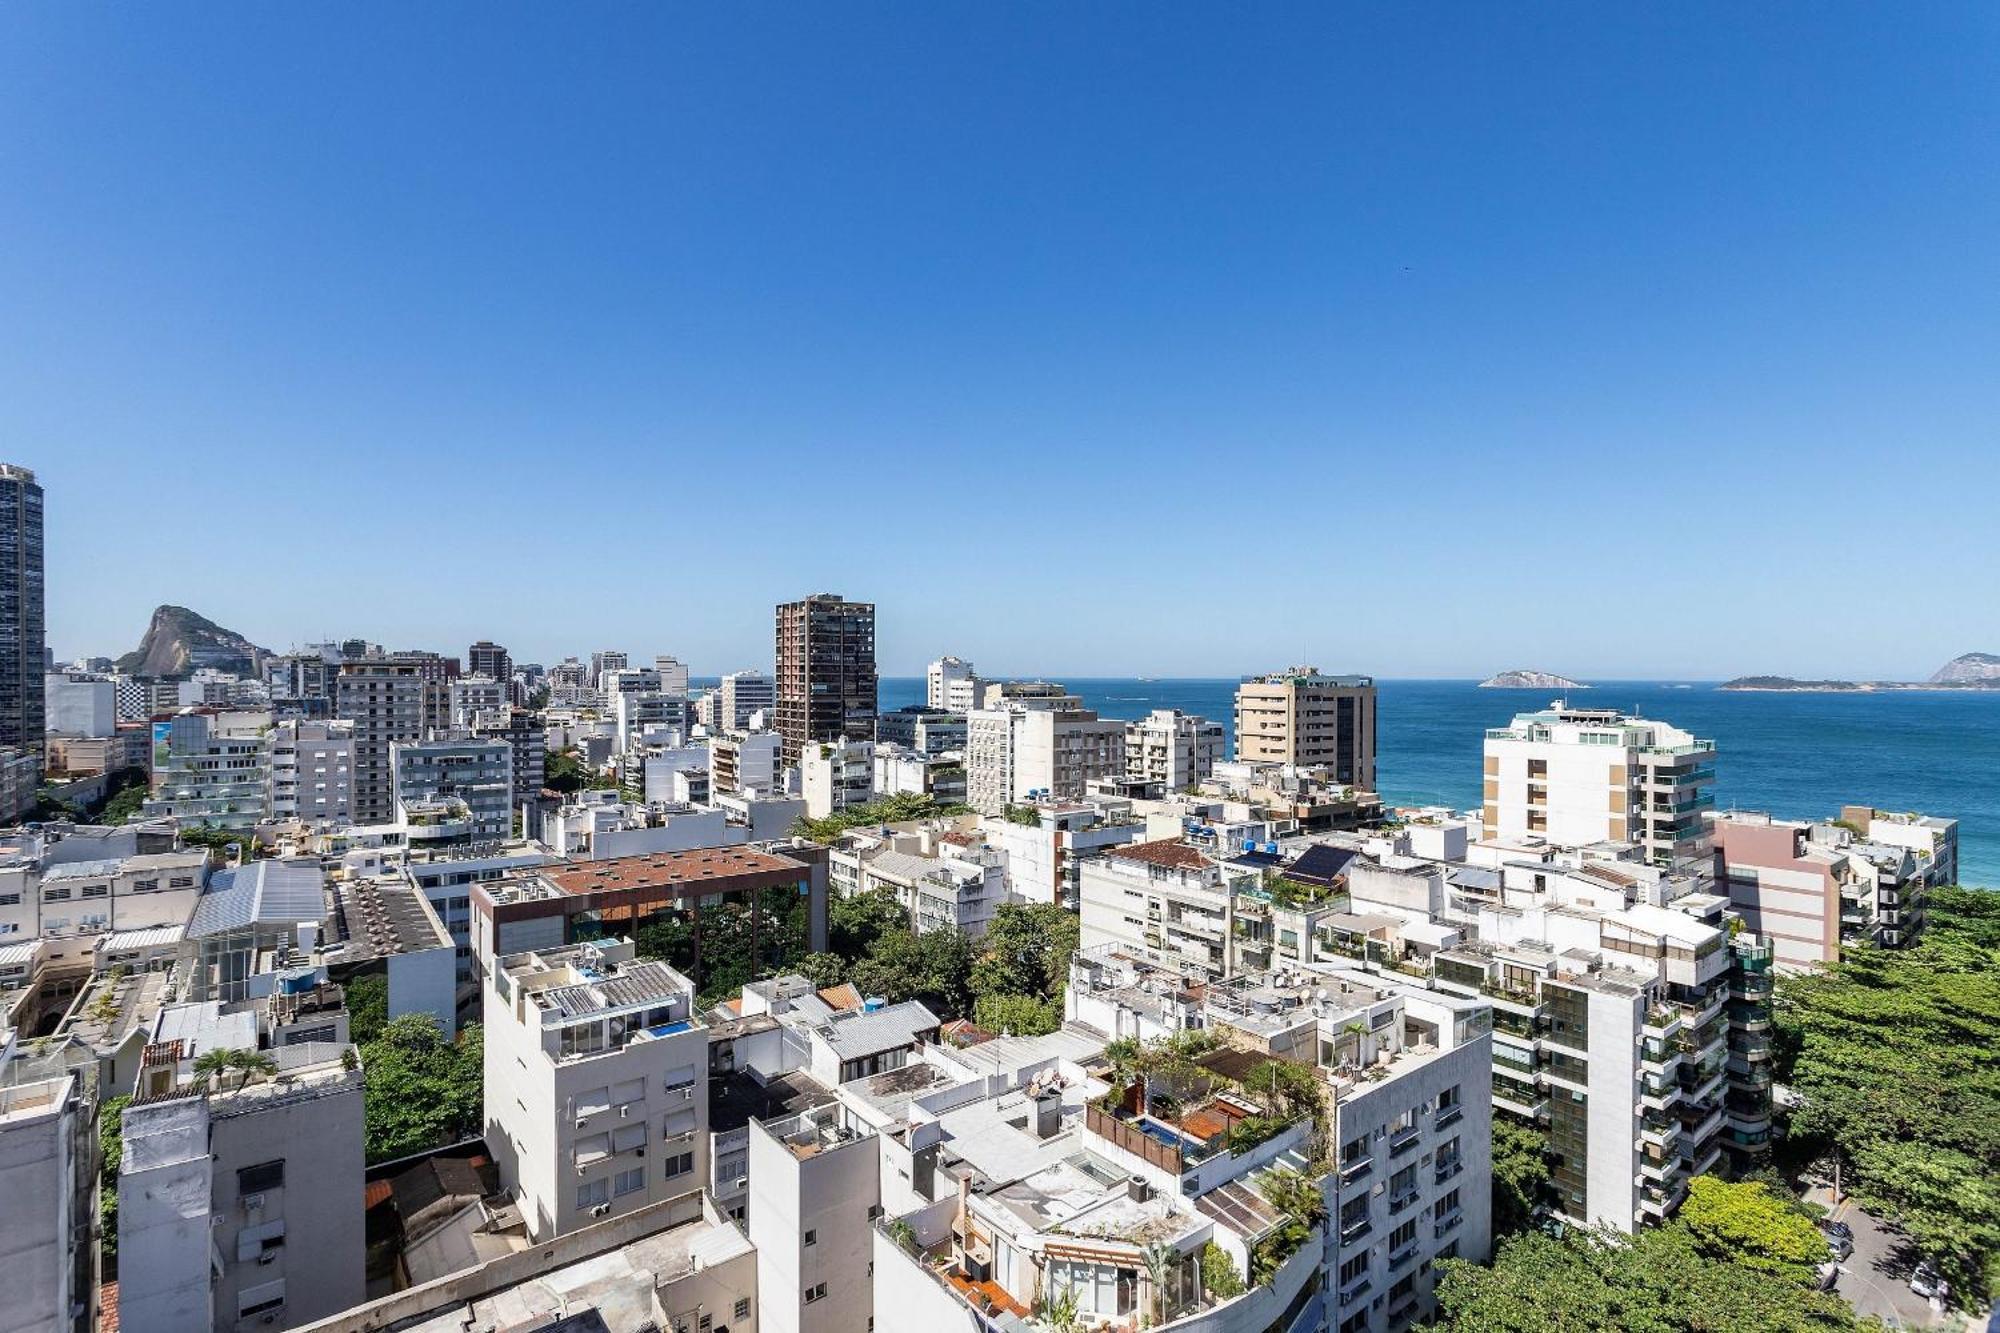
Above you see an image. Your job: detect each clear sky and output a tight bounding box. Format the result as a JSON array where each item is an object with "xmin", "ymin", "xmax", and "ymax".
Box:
[{"xmin": 4, "ymin": 5, "xmax": 1996, "ymax": 680}]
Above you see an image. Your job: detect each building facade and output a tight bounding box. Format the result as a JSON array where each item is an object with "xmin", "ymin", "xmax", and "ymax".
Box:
[
  {"xmin": 0, "ymin": 464, "xmax": 45, "ymax": 753},
  {"xmin": 1233, "ymin": 669, "xmax": 1376, "ymax": 789},
  {"xmin": 774, "ymin": 593, "xmax": 877, "ymax": 765}
]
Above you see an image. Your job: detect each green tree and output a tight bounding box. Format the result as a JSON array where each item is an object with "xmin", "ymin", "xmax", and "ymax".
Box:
[
  {"xmin": 849, "ymin": 928, "xmax": 973, "ymax": 1016},
  {"xmin": 968, "ymin": 903, "xmax": 1078, "ymax": 1003},
  {"xmin": 101, "ymin": 772, "xmax": 149, "ymax": 824},
  {"xmin": 972, "ymin": 992, "xmax": 1061, "ymax": 1036},
  {"xmin": 829, "ymin": 889, "xmax": 910, "ymax": 961},
  {"xmin": 1677, "ymin": 1176, "xmax": 1829, "ymax": 1284},
  {"xmin": 344, "ymin": 972, "xmax": 389, "ymax": 1046},
  {"xmin": 793, "ymin": 951, "xmax": 850, "ymax": 988},
  {"xmin": 1435, "ymin": 1228, "xmax": 1869, "ymax": 1332},
  {"xmin": 790, "ymin": 793, "xmax": 974, "ymax": 844},
  {"xmin": 1774, "ymin": 886, "xmax": 2000, "ymax": 1300},
  {"xmin": 99, "ymin": 1095, "xmax": 130, "ymax": 1264},
  {"xmin": 1490, "ymin": 1120, "xmax": 1554, "ymax": 1239},
  {"xmin": 360, "ymin": 1015, "xmax": 483, "ymax": 1164}
]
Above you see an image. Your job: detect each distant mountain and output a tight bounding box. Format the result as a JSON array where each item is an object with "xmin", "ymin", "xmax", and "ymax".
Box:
[
  {"xmin": 1930, "ymin": 652, "xmax": 2000, "ymax": 685},
  {"xmin": 114, "ymin": 605, "xmax": 269, "ymax": 678},
  {"xmin": 1479, "ymin": 669, "xmax": 1587, "ymax": 690}
]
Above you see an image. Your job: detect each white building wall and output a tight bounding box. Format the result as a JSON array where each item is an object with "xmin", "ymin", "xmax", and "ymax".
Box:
[
  {"xmin": 748, "ymin": 1117, "xmax": 879, "ymax": 1333},
  {"xmin": 0, "ymin": 1076, "xmax": 80, "ymax": 1333}
]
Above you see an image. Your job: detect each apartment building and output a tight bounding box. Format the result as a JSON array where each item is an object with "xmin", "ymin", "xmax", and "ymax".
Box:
[
  {"xmin": 1840, "ymin": 805, "xmax": 1958, "ymax": 886},
  {"xmin": 749, "ymin": 1104, "xmax": 880, "ymax": 1333},
  {"xmin": 875, "ymin": 705, "xmax": 967, "ymax": 757},
  {"xmin": 1482, "ymin": 702, "xmax": 1716, "ymax": 868},
  {"xmin": 1233, "ymin": 669, "xmax": 1377, "ymax": 790},
  {"xmin": 447, "ymin": 675, "xmax": 507, "ymax": 728},
  {"xmin": 924, "ymin": 655, "xmax": 979, "ymax": 712},
  {"xmin": 292, "ymin": 1191, "xmax": 755, "ymax": 1333},
  {"xmin": 719, "ymin": 669, "xmax": 776, "ymax": 730},
  {"xmin": 268, "ymin": 719, "xmax": 354, "ymax": 824},
  {"xmin": 540, "ymin": 793, "xmax": 739, "ymax": 861},
  {"xmin": 985, "ymin": 798, "xmax": 1144, "ymax": 909},
  {"xmin": 653, "ymin": 656, "xmax": 691, "ymax": 699},
  {"xmin": 142, "ymin": 711, "xmax": 272, "ymax": 831},
  {"xmin": 801, "ymin": 737, "xmax": 874, "ymax": 819},
  {"xmin": 483, "ymin": 939, "xmax": 710, "ymax": 1241},
  {"xmin": 879, "ymin": 954, "xmax": 1491, "ymax": 1333},
  {"xmin": 392, "ymin": 737, "xmax": 513, "ymax": 842},
  {"xmin": 1078, "ymin": 839, "xmax": 1235, "ymax": 978},
  {"xmin": 1125, "ymin": 708, "xmax": 1226, "ymax": 792},
  {"xmin": 472, "ymin": 707, "xmax": 546, "ymax": 810},
  {"xmin": 465, "ymin": 639, "xmax": 513, "ymax": 691},
  {"xmin": 774, "ymin": 593, "xmax": 877, "ymax": 765},
  {"xmin": 119, "ymin": 1015, "xmax": 366, "ymax": 1333},
  {"xmin": 470, "ymin": 846, "xmax": 828, "ymax": 1002},
  {"xmin": 44, "ymin": 671, "xmax": 114, "ymax": 738},
  {"xmin": 13, "ymin": 849, "xmax": 208, "ymax": 941},
  {"xmin": 712, "ymin": 729, "xmax": 784, "ymax": 797},
  {"xmin": 335, "ymin": 659, "xmax": 428, "ymax": 824},
  {"xmin": 829, "ymin": 829, "xmax": 1010, "ymax": 937},
  {"xmin": 0, "ymin": 464, "xmax": 44, "ymax": 754},
  {"xmin": 965, "ymin": 684, "xmax": 1124, "ymax": 816},
  {"xmin": 0, "ymin": 1069, "xmax": 87, "ymax": 1333}
]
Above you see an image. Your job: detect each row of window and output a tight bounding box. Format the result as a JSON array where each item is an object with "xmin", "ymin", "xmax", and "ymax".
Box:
[{"xmin": 571, "ymin": 1151, "xmax": 695, "ymax": 1209}]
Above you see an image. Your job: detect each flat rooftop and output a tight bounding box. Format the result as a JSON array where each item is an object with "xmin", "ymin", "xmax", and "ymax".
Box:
[
  {"xmin": 546, "ymin": 845, "xmax": 804, "ymax": 895},
  {"xmin": 327, "ymin": 877, "xmax": 453, "ymax": 961}
]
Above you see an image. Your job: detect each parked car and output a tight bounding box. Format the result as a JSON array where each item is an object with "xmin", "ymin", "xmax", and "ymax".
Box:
[
  {"xmin": 1818, "ymin": 1219, "xmax": 1854, "ymax": 1243},
  {"xmin": 1909, "ymin": 1261, "xmax": 1948, "ymax": 1300},
  {"xmin": 1825, "ymin": 1234, "xmax": 1854, "ymax": 1262},
  {"xmin": 1814, "ymin": 1262, "xmax": 1841, "ymax": 1292}
]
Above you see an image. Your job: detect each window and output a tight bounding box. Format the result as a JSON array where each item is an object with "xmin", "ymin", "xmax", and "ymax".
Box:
[
  {"xmin": 804, "ymin": 1229, "xmax": 817, "ymax": 1247},
  {"xmin": 42, "ymin": 887, "xmax": 71, "ymax": 901},
  {"xmin": 575, "ymin": 1179, "xmax": 609, "ymax": 1209},
  {"xmin": 805, "ymin": 1283, "xmax": 828, "ymax": 1304},
  {"xmin": 614, "ymin": 1167, "xmax": 646, "ymax": 1197},
  {"xmin": 661, "ymin": 1151, "xmax": 694, "ymax": 1180},
  {"xmin": 82, "ymin": 885, "xmax": 109, "ymax": 899},
  {"xmin": 613, "ymin": 1124, "xmax": 646, "ymax": 1154},
  {"xmin": 734, "ymin": 1297, "xmax": 751, "ymax": 1319},
  {"xmin": 575, "ymin": 1133, "xmax": 610, "ymax": 1165},
  {"xmin": 238, "ymin": 1160, "xmax": 285, "ymax": 1195},
  {"xmin": 1389, "ymin": 1219, "xmax": 1417, "ymax": 1250},
  {"xmin": 1339, "ymin": 1252, "xmax": 1368, "ymax": 1284}
]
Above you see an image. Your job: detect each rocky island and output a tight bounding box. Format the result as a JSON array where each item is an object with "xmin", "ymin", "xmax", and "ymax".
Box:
[
  {"xmin": 1721, "ymin": 653, "xmax": 2000, "ymax": 691},
  {"xmin": 1479, "ymin": 669, "xmax": 1587, "ymax": 690}
]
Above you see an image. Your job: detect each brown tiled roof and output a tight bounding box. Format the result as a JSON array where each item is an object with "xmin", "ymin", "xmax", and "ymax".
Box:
[
  {"xmin": 818, "ymin": 983, "xmax": 864, "ymax": 1012},
  {"xmin": 940, "ymin": 831, "xmax": 979, "ymax": 846},
  {"xmin": 546, "ymin": 845, "xmax": 803, "ymax": 895},
  {"xmin": 98, "ymin": 1282, "xmax": 119, "ymax": 1333},
  {"xmin": 1108, "ymin": 839, "xmax": 1212, "ymax": 871}
]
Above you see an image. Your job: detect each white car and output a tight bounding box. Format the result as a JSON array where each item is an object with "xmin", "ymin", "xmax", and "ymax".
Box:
[{"xmin": 1908, "ymin": 1261, "xmax": 1948, "ymax": 1301}]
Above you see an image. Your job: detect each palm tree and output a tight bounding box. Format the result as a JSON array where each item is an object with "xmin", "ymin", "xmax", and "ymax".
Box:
[
  {"xmin": 191, "ymin": 1048, "xmax": 234, "ymax": 1089},
  {"xmin": 229, "ymin": 1050, "xmax": 278, "ymax": 1088},
  {"xmin": 1041, "ymin": 1281, "xmax": 1082, "ymax": 1333},
  {"xmin": 1141, "ymin": 1241, "xmax": 1177, "ymax": 1326}
]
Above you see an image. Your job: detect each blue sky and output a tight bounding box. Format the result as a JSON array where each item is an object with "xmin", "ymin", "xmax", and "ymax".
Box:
[{"xmin": 4, "ymin": 4, "xmax": 1996, "ymax": 679}]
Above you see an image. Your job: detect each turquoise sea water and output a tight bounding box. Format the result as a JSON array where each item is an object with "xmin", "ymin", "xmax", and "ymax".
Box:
[{"xmin": 874, "ymin": 677, "xmax": 2000, "ymax": 887}]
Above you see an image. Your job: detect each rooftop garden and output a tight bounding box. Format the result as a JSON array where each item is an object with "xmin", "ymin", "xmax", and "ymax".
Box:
[{"xmin": 792, "ymin": 792, "xmax": 974, "ymax": 844}]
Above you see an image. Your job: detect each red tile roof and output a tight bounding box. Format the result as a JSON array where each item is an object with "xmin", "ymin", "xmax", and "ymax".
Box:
[
  {"xmin": 1108, "ymin": 839, "xmax": 1212, "ymax": 871},
  {"xmin": 546, "ymin": 845, "xmax": 804, "ymax": 896}
]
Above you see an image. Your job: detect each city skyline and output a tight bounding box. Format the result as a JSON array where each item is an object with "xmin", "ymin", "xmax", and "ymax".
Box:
[{"xmin": 8, "ymin": 5, "xmax": 1999, "ymax": 679}]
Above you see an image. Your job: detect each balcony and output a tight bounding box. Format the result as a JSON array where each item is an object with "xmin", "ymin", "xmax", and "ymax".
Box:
[
  {"xmin": 1434, "ymin": 1157, "xmax": 1464, "ymax": 1186},
  {"xmin": 1340, "ymin": 1216, "xmax": 1373, "ymax": 1245},
  {"xmin": 1434, "ymin": 1208, "xmax": 1463, "ymax": 1239},
  {"xmin": 1388, "ymin": 1241, "xmax": 1421, "ymax": 1271},
  {"xmin": 1339, "ymin": 1275, "xmax": 1372, "ymax": 1310},
  {"xmin": 1389, "ymin": 1125, "xmax": 1423, "ymax": 1157},
  {"xmin": 1434, "ymin": 1103, "xmax": 1464, "ymax": 1132},
  {"xmin": 1389, "ymin": 1188, "xmax": 1421, "ymax": 1215},
  {"xmin": 1339, "ymin": 1156, "xmax": 1374, "ymax": 1186}
]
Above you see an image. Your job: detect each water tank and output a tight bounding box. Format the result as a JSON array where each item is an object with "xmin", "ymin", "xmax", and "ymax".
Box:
[
  {"xmin": 280, "ymin": 969, "xmax": 316, "ymax": 995},
  {"xmin": 863, "ymin": 996, "xmax": 888, "ymax": 1013}
]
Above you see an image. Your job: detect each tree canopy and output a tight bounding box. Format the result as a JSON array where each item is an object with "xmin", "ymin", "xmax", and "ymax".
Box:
[
  {"xmin": 1435, "ymin": 1216, "xmax": 1867, "ymax": 1333},
  {"xmin": 790, "ymin": 793, "xmax": 973, "ymax": 844},
  {"xmin": 968, "ymin": 903, "xmax": 1078, "ymax": 1001},
  {"xmin": 1489, "ymin": 1120, "xmax": 1554, "ymax": 1240},
  {"xmin": 849, "ymin": 928, "xmax": 974, "ymax": 1016},
  {"xmin": 1676, "ymin": 1175, "xmax": 1829, "ymax": 1285},
  {"xmin": 361, "ymin": 1015, "xmax": 483, "ymax": 1164},
  {"xmin": 1774, "ymin": 885, "xmax": 2000, "ymax": 1300}
]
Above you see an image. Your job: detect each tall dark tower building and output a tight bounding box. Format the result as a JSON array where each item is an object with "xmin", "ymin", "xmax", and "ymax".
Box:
[
  {"xmin": 0, "ymin": 463, "xmax": 45, "ymax": 751},
  {"xmin": 774, "ymin": 592, "xmax": 877, "ymax": 764},
  {"xmin": 467, "ymin": 640, "xmax": 513, "ymax": 683}
]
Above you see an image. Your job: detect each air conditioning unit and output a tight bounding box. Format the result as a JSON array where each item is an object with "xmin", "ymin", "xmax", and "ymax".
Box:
[
  {"xmin": 241, "ymin": 1194, "xmax": 265, "ymax": 1211},
  {"xmin": 619, "ymin": 1105, "xmax": 630, "ymax": 1118},
  {"xmin": 734, "ymin": 1177, "xmax": 748, "ymax": 1191},
  {"xmin": 590, "ymin": 1204, "xmax": 611, "ymax": 1217},
  {"xmin": 635, "ymin": 1147, "xmax": 646, "ymax": 1158},
  {"xmin": 576, "ymin": 1118, "xmax": 589, "ymax": 1130},
  {"xmin": 257, "ymin": 1251, "xmax": 277, "ymax": 1266}
]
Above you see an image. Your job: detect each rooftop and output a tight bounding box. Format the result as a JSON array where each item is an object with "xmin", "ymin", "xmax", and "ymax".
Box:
[
  {"xmin": 188, "ymin": 858, "xmax": 326, "ymax": 937},
  {"xmin": 545, "ymin": 844, "xmax": 804, "ymax": 896},
  {"xmin": 326, "ymin": 877, "xmax": 453, "ymax": 962},
  {"xmin": 1107, "ymin": 839, "xmax": 1214, "ymax": 872}
]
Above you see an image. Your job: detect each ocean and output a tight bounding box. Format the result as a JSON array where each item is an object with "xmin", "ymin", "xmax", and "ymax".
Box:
[{"xmin": 872, "ymin": 677, "xmax": 2000, "ymax": 887}]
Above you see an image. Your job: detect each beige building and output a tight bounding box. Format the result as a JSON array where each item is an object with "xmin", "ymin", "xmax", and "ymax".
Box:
[
  {"xmin": 1482, "ymin": 702, "xmax": 1715, "ymax": 868},
  {"xmin": 1232, "ymin": 669, "xmax": 1376, "ymax": 789}
]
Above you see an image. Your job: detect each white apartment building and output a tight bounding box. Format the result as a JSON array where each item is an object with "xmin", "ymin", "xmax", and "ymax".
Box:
[
  {"xmin": 653, "ymin": 656, "xmax": 691, "ymax": 699},
  {"xmin": 641, "ymin": 746, "xmax": 710, "ymax": 806},
  {"xmin": 965, "ymin": 684, "xmax": 1124, "ymax": 816},
  {"xmin": 712, "ymin": 729, "xmax": 784, "ymax": 796},
  {"xmin": 483, "ymin": 939, "xmax": 710, "ymax": 1241},
  {"xmin": 293, "ymin": 1191, "xmax": 756, "ymax": 1333},
  {"xmin": 268, "ymin": 719, "xmax": 354, "ymax": 824},
  {"xmin": 876, "ymin": 955, "xmax": 1491, "ymax": 1333},
  {"xmin": 1078, "ymin": 839, "xmax": 1236, "ymax": 979},
  {"xmin": 17, "ymin": 849, "xmax": 208, "ymax": 941},
  {"xmin": 142, "ymin": 711, "xmax": 273, "ymax": 831},
  {"xmin": 539, "ymin": 793, "xmax": 742, "ymax": 861},
  {"xmin": 0, "ymin": 1069, "xmax": 86, "ymax": 1333},
  {"xmin": 982, "ymin": 798, "xmax": 1144, "ymax": 909},
  {"xmin": 925, "ymin": 655, "xmax": 979, "ymax": 712},
  {"xmin": 1839, "ymin": 805, "xmax": 1958, "ymax": 886},
  {"xmin": 719, "ymin": 669, "xmax": 776, "ymax": 730},
  {"xmin": 1124, "ymin": 708, "xmax": 1226, "ymax": 792},
  {"xmin": 44, "ymin": 671, "xmax": 115, "ymax": 738},
  {"xmin": 801, "ymin": 737, "xmax": 873, "ymax": 819},
  {"xmin": 392, "ymin": 737, "xmax": 513, "ymax": 842},
  {"xmin": 615, "ymin": 690, "xmax": 685, "ymax": 754},
  {"xmin": 447, "ymin": 675, "xmax": 507, "ymax": 728},
  {"xmin": 829, "ymin": 831, "xmax": 1011, "ymax": 937},
  {"xmin": 1482, "ymin": 702, "xmax": 1716, "ymax": 868},
  {"xmin": 119, "ymin": 1019, "xmax": 366, "ymax": 1333}
]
